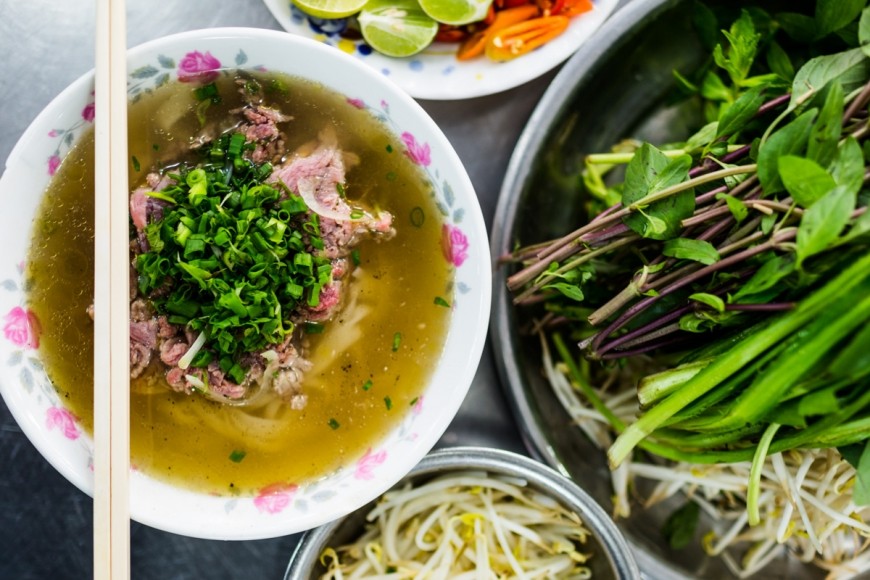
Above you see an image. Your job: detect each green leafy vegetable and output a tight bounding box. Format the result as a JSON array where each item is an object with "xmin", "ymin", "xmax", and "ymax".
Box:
[{"xmin": 134, "ymin": 131, "xmax": 333, "ymax": 369}]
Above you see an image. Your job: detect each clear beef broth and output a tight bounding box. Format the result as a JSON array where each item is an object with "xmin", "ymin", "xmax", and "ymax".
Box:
[{"xmin": 26, "ymin": 71, "xmax": 452, "ymax": 493}]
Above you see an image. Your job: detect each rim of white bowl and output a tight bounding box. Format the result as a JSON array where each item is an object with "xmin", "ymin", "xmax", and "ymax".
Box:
[{"xmin": 0, "ymin": 27, "xmax": 490, "ymax": 540}]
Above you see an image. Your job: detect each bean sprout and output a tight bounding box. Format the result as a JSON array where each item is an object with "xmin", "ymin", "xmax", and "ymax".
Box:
[
  {"xmin": 320, "ymin": 473, "xmax": 593, "ymax": 579},
  {"xmin": 540, "ymin": 336, "xmax": 870, "ymax": 579}
]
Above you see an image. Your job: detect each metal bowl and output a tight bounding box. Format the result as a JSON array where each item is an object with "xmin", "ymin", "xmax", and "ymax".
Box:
[
  {"xmin": 491, "ymin": 0, "xmax": 823, "ymax": 578},
  {"xmin": 284, "ymin": 446, "xmax": 640, "ymax": 579}
]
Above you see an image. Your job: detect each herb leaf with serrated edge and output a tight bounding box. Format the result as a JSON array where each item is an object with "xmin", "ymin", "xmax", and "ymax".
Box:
[{"xmin": 622, "ymin": 144, "xmax": 694, "ymax": 240}]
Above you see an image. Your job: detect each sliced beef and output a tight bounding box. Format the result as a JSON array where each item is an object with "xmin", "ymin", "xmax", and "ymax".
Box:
[{"xmin": 129, "ymin": 319, "xmax": 158, "ymax": 378}]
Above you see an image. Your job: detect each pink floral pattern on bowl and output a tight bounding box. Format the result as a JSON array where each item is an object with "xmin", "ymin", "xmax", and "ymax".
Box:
[
  {"xmin": 3, "ymin": 306, "xmax": 40, "ymax": 349},
  {"xmin": 0, "ymin": 29, "xmax": 487, "ymax": 541},
  {"xmin": 177, "ymin": 50, "xmax": 222, "ymax": 83},
  {"xmin": 354, "ymin": 447, "xmax": 388, "ymax": 481},
  {"xmin": 254, "ymin": 482, "xmax": 298, "ymax": 514},
  {"xmin": 46, "ymin": 407, "xmax": 80, "ymax": 440}
]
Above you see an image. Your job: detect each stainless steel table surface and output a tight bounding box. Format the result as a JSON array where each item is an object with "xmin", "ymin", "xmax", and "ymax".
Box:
[{"xmin": 0, "ymin": 0, "xmax": 561, "ymax": 577}]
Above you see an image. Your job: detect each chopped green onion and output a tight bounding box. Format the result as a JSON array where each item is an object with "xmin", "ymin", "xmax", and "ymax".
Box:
[
  {"xmin": 392, "ymin": 332, "xmax": 402, "ymax": 352},
  {"xmin": 328, "ymin": 418, "xmax": 340, "ymax": 430},
  {"xmin": 434, "ymin": 296, "xmax": 450, "ymax": 308},
  {"xmin": 384, "ymin": 396, "xmax": 393, "ymax": 410},
  {"xmin": 362, "ymin": 379, "xmax": 373, "ymax": 391}
]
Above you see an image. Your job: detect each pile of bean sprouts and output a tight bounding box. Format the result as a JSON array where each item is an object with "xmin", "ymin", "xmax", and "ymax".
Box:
[
  {"xmin": 541, "ymin": 336, "xmax": 870, "ymax": 579},
  {"xmin": 320, "ymin": 472, "xmax": 594, "ymax": 579}
]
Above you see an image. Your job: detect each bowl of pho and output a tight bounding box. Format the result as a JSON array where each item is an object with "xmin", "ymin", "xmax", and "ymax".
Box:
[
  {"xmin": 284, "ymin": 446, "xmax": 641, "ymax": 579},
  {"xmin": 493, "ymin": 0, "xmax": 870, "ymax": 578},
  {"xmin": 0, "ymin": 27, "xmax": 489, "ymax": 540}
]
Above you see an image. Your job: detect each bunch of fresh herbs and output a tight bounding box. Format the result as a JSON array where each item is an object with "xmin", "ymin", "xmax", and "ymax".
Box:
[{"xmin": 505, "ymin": 0, "xmax": 870, "ymax": 529}]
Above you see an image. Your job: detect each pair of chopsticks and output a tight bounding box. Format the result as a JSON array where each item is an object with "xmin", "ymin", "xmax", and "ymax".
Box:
[{"xmin": 93, "ymin": 0, "xmax": 130, "ymax": 578}]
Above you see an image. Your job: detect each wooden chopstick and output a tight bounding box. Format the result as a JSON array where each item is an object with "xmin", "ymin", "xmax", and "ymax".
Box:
[{"xmin": 93, "ymin": 0, "xmax": 131, "ymax": 578}]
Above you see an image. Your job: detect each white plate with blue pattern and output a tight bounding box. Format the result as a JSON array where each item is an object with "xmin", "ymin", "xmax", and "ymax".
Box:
[{"xmin": 263, "ymin": 0, "xmax": 620, "ymax": 100}]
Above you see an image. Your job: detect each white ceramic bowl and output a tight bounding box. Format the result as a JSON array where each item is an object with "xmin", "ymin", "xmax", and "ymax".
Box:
[{"xmin": 0, "ymin": 27, "xmax": 489, "ymax": 540}]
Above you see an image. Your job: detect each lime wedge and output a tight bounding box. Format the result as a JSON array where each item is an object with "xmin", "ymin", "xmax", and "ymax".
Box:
[
  {"xmin": 358, "ymin": 0, "xmax": 439, "ymax": 58},
  {"xmin": 418, "ymin": 0, "xmax": 492, "ymax": 26},
  {"xmin": 292, "ymin": 0, "xmax": 368, "ymax": 19}
]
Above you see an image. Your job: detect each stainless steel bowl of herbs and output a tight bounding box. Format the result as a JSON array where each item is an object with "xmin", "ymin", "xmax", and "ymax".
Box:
[
  {"xmin": 492, "ymin": 0, "xmax": 870, "ymax": 578},
  {"xmin": 284, "ymin": 447, "xmax": 640, "ymax": 579}
]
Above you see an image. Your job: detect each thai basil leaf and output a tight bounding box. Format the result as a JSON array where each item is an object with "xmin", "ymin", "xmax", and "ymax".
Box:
[
  {"xmin": 542, "ymin": 283, "xmax": 585, "ymax": 302},
  {"xmin": 757, "ymin": 109, "xmax": 816, "ymax": 195},
  {"xmin": 701, "ymin": 71, "xmax": 731, "ymax": 102},
  {"xmin": 778, "ymin": 155, "xmax": 837, "ymax": 207},
  {"xmin": 692, "ymin": 0, "xmax": 719, "ymax": 52},
  {"xmin": 663, "ymin": 238, "xmax": 720, "ymax": 265},
  {"xmin": 689, "ymin": 293, "xmax": 725, "ymax": 313},
  {"xmin": 776, "ymin": 12, "xmax": 818, "ymax": 44},
  {"xmin": 715, "ymin": 193, "xmax": 748, "ymax": 222},
  {"xmin": 816, "ymin": 0, "xmax": 866, "ymax": 38},
  {"xmin": 766, "ymin": 40, "xmax": 795, "ymax": 81},
  {"xmin": 789, "ymin": 47, "xmax": 870, "ymax": 112},
  {"xmin": 796, "ymin": 185, "xmax": 857, "ymax": 267},
  {"xmin": 760, "ymin": 212, "xmax": 777, "ymax": 234},
  {"xmin": 732, "ymin": 254, "xmax": 795, "ymax": 301},
  {"xmin": 713, "ymin": 10, "xmax": 761, "ymax": 86},
  {"xmin": 830, "ymin": 137, "xmax": 865, "ymax": 197},
  {"xmin": 717, "ymin": 85, "xmax": 766, "ymax": 139},
  {"xmin": 841, "ymin": 208, "xmax": 870, "ymax": 244},
  {"xmin": 807, "ymin": 80, "xmax": 844, "ymax": 167},
  {"xmin": 622, "ymin": 144, "xmax": 694, "ymax": 240},
  {"xmin": 685, "ymin": 121, "xmax": 718, "ymax": 153},
  {"xmin": 860, "ymin": 6, "xmax": 870, "ymax": 57}
]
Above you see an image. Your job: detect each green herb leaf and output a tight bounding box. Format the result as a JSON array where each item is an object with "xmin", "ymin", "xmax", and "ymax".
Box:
[
  {"xmin": 229, "ymin": 449, "xmax": 247, "ymax": 463},
  {"xmin": 777, "ymin": 12, "xmax": 818, "ymax": 44},
  {"xmin": 841, "ymin": 207, "xmax": 870, "ymax": 244},
  {"xmin": 806, "ymin": 80, "xmax": 844, "ymax": 167},
  {"xmin": 391, "ymin": 332, "xmax": 402, "ymax": 352},
  {"xmin": 691, "ymin": 0, "xmax": 718, "ymax": 52},
  {"xmin": 701, "ymin": 71, "xmax": 731, "ymax": 102},
  {"xmin": 362, "ymin": 379, "xmax": 373, "ymax": 391},
  {"xmin": 689, "ymin": 293, "xmax": 726, "ymax": 313},
  {"xmin": 732, "ymin": 255, "xmax": 795, "ymax": 301},
  {"xmin": 622, "ymin": 144, "xmax": 694, "ymax": 240},
  {"xmin": 328, "ymin": 418, "xmax": 340, "ymax": 430},
  {"xmin": 662, "ymin": 501, "xmax": 700, "ymax": 549},
  {"xmin": 662, "ymin": 238, "xmax": 720, "ymax": 265},
  {"xmin": 816, "ymin": 0, "xmax": 866, "ymax": 38},
  {"xmin": 543, "ymin": 282, "xmax": 585, "ymax": 302},
  {"xmin": 789, "ymin": 47, "xmax": 870, "ymax": 112},
  {"xmin": 796, "ymin": 185, "xmax": 857, "ymax": 267},
  {"xmin": 860, "ymin": 6, "xmax": 870, "ymax": 57},
  {"xmin": 685, "ymin": 121, "xmax": 718, "ymax": 153},
  {"xmin": 384, "ymin": 396, "xmax": 393, "ymax": 410},
  {"xmin": 830, "ymin": 137, "xmax": 865, "ymax": 197},
  {"xmin": 766, "ymin": 40, "xmax": 795, "ymax": 81},
  {"xmin": 852, "ymin": 441, "xmax": 870, "ymax": 506},
  {"xmin": 778, "ymin": 155, "xmax": 837, "ymax": 207},
  {"xmin": 713, "ymin": 10, "xmax": 761, "ymax": 86},
  {"xmin": 757, "ymin": 109, "xmax": 815, "ymax": 195},
  {"xmin": 717, "ymin": 85, "xmax": 765, "ymax": 138},
  {"xmin": 715, "ymin": 193, "xmax": 748, "ymax": 222}
]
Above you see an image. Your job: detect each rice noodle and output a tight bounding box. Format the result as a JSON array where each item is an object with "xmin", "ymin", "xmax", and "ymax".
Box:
[
  {"xmin": 540, "ymin": 334, "xmax": 870, "ymax": 579},
  {"xmin": 320, "ymin": 472, "xmax": 593, "ymax": 579}
]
